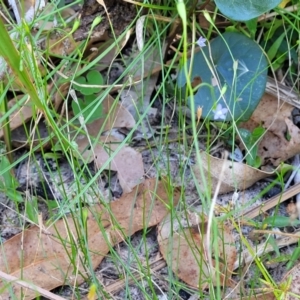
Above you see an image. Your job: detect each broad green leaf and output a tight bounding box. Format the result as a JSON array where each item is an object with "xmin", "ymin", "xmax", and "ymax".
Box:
[
  {"xmin": 238, "ymin": 126, "xmax": 265, "ymax": 167},
  {"xmin": 177, "ymin": 32, "xmax": 268, "ymax": 122},
  {"xmin": 214, "ymin": 0, "xmax": 282, "ymax": 21},
  {"xmin": 265, "ymin": 27, "xmax": 298, "ymax": 66},
  {"xmin": 74, "ymin": 70, "xmax": 103, "ymax": 95},
  {"xmin": 72, "ymin": 95, "xmax": 104, "ymax": 124},
  {"xmin": 245, "ymin": 18, "xmax": 258, "ymax": 37}
]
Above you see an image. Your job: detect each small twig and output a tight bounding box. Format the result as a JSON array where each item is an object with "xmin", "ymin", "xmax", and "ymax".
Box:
[
  {"xmin": 285, "ymin": 154, "xmax": 300, "ymax": 189},
  {"xmin": 251, "ymin": 229, "xmax": 300, "ymax": 238},
  {"xmin": 238, "ymin": 182, "xmax": 300, "ymax": 220},
  {"xmin": 234, "ymin": 231, "xmax": 300, "ymax": 269},
  {"xmin": 257, "ymin": 4, "xmax": 299, "ymax": 22},
  {"xmin": 0, "ymin": 270, "xmax": 67, "ymax": 300},
  {"xmin": 266, "ymin": 76, "xmax": 300, "ymax": 109},
  {"xmin": 293, "ymin": 156, "xmax": 300, "ymax": 219}
]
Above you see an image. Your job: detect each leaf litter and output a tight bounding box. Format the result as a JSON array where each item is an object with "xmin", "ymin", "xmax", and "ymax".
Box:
[
  {"xmin": 192, "ymin": 150, "xmax": 278, "ymax": 195},
  {"xmin": 1, "ymin": 0, "xmax": 300, "ymax": 299},
  {"xmin": 240, "ymin": 92, "xmax": 300, "ymax": 167},
  {"xmin": 158, "ymin": 211, "xmax": 237, "ymax": 289},
  {"xmin": 68, "ymin": 94, "xmax": 143, "ymax": 193},
  {"xmin": 0, "ymin": 178, "xmax": 180, "ymax": 299}
]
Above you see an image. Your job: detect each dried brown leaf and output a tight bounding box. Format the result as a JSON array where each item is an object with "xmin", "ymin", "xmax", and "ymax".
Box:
[
  {"xmin": 94, "ymin": 136, "xmax": 144, "ymax": 193},
  {"xmin": 239, "ymin": 93, "xmax": 300, "ymax": 167},
  {"xmin": 86, "ymin": 33, "xmax": 131, "ymax": 70},
  {"xmin": 73, "ymin": 94, "xmax": 139, "ymax": 192},
  {"xmin": 192, "ymin": 151, "xmax": 276, "ymax": 194},
  {"xmin": 85, "ymin": 95, "xmax": 135, "ymax": 135},
  {"xmin": 158, "ymin": 213, "xmax": 237, "ymax": 289},
  {"xmin": 0, "ymin": 178, "xmax": 180, "ymax": 299},
  {"xmin": 79, "ymin": 135, "xmax": 144, "ymax": 194},
  {"xmin": 73, "ymin": 95, "xmax": 140, "ymax": 193},
  {"xmin": 45, "ymin": 30, "xmax": 81, "ymax": 56}
]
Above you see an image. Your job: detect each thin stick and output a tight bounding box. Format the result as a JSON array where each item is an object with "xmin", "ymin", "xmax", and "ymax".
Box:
[
  {"xmin": 0, "ymin": 270, "xmax": 67, "ymax": 300},
  {"xmin": 238, "ymin": 182, "xmax": 300, "ymax": 220}
]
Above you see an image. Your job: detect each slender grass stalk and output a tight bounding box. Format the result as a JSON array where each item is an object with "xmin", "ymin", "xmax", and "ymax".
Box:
[
  {"xmin": 0, "ymin": 82, "xmax": 12, "ymax": 163},
  {"xmin": 0, "ymin": 20, "xmax": 43, "ymax": 109}
]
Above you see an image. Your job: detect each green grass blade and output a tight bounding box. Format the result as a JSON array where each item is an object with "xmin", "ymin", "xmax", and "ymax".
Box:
[{"xmin": 0, "ymin": 19, "xmax": 43, "ymax": 110}]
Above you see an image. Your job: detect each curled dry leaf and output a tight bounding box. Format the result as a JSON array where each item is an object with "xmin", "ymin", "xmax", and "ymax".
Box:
[
  {"xmin": 0, "ymin": 178, "xmax": 180, "ymax": 300},
  {"xmin": 158, "ymin": 213, "xmax": 237, "ymax": 289},
  {"xmin": 239, "ymin": 93, "xmax": 300, "ymax": 167},
  {"xmin": 192, "ymin": 151, "xmax": 276, "ymax": 195},
  {"xmin": 198, "ymin": 2, "xmax": 219, "ymax": 30}
]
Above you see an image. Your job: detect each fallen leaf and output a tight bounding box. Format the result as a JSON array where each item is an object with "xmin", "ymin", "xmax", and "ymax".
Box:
[
  {"xmin": 278, "ymin": 0, "xmax": 290, "ymax": 9},
  {"xmin": 63, "ymin": 94, "xmax": 135, "ymax": 139},
  {"xmin": 239, "ymin": 93, "xmax": 300, "ymax": 167},
  {"xmin": 71, "ymin": 95, "xmax": 140, "ymax": 193},
  {"xmin": 87, "ymin": 283, "xmax": 97, "ymax": 300},
  {"xmin": 158, "ymin": 212, "xmax": 236, "ymax": 289},
  {"xmin": 86, "ymin": 33, "xmax": 131, "ymax": 71},
  {"xmin": 198, "ymin": 2, "xmax": 220, "ymax": 30},
  {"xmin": 94, "ymin": 136, "xmax": 144, "ymax": 193},
  {"xmin": 121, "ymin": 43, "xmax": 165, "ymax": 114},
  {"xmin": 0, "ymin": 178, "xmax": 180, "ymax": 299},
  {"xmin": 45, "ymin": 30, "xmax": 81, "ymax": 56},
  {"xmin": 78, "ymin": 135, "xmax": 144, "ymax": 194},
  {"xmin": 35, "ymin": 4, "xmax": 74, "ymax": 32},
  {"xmin": 85, "ymin": 95, "xmax": 136, "ymax": 134},
  {"xmin": 11, "ymin": 120, "xmax": 51, "ymax": 148},
  {"xmin": 192, "ymin": 151, "xmax": 276, "ymax": 194},
  {"xmin": 1, "ymin": 80, "xmax": 69, "ymax": 143}
]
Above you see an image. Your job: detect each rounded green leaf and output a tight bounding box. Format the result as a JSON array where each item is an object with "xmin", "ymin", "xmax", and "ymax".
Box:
[
  {"xmin": 86, "ymin": 70, "xmax": 103, "ymax": 92},
  {"xmin": 215, "ymin": 0, "xmax": 282, "ymax": 21},
  {"xmin": 177, "ymin": 32, "xmax": 268, "ymax": 122},
  {"xmin": 74, "ymin": 70, "xmax": 103, "ymax": 95},
  {"xmin": 72, "ymin": 95, "xmax": 104, "ymax": 124}
]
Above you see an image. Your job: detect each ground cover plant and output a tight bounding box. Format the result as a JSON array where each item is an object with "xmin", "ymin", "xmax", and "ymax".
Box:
[{"xmin": 0, "ymin": 0, "xmax": 300, "ymax": 299}]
